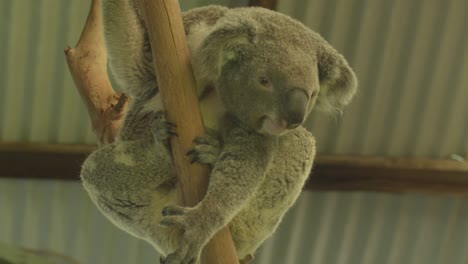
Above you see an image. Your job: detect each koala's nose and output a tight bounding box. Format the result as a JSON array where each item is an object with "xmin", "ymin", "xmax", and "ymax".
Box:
[{"xmin": 283, "ymin": 89, "xmax": 309, "ymax": 129}]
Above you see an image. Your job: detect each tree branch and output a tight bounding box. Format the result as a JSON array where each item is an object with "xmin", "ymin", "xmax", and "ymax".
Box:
[
  {"xmin": 64, "ymin": 0, "xmax": 129, "ymax": 145},
  {"xmin": 135, "ymin": 0, "xmax": 238, "ymax": 263}
]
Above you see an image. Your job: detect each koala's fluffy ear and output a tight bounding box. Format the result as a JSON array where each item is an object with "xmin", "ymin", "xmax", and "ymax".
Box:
[
  {"xmin": 198, "ymin": 17, "xmax": 258, "ymax": 76},
  {"xmin": 316, "ymin": 44, "xmax": 358, "ymax": 113}
]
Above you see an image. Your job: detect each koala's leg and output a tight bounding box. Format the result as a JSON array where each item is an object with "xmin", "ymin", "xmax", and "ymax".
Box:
[
  {"xmin": 81, "ymin": 94, "xmax": 178, "ymax": 242},
  {"xmin": 103, "ymin": 0, "xmax": 156, "ymax": 97}
]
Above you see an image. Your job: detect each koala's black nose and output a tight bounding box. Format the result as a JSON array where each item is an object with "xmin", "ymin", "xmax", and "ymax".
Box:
[{"xmin": 283, "ymin": 89, "xmax": 309, "ymax": 129}]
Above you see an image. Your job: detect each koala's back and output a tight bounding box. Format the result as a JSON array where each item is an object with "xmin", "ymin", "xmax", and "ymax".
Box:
[{"xmin": 103, "ymin": 3, "xmax": 229, "ymax": 97}]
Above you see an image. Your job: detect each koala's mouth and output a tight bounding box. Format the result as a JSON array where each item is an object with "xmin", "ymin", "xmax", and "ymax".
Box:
[{"xmin": 258, "ymin": 116, "xmax": 289, "ymax": 136}]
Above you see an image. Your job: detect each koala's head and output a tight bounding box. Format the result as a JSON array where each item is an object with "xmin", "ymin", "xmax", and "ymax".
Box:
[{"xmin": 195, "ymin": 7, "xmax": 357, "ymax": 136}]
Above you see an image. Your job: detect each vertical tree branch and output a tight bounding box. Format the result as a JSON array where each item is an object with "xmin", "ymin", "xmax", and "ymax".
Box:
[
  {"xmin": 135, "ymin": 0, "xmax": 238, "ymax": 263},
  {"xmin": 66, "ymin": 0, "xmax": 239, "ymax": 262},
  {"xmin": 65, "ymin": 0, "xmax": 129, "ymax": 145}
]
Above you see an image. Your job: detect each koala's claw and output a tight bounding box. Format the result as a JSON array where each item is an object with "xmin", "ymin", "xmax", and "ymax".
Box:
[
  {"xmin": 160, "ymin": 205, "xmax": 190, "ymax": 229},
  {"xmin": 164, "ymin": 122, "xmax": 178, "ymax": 137},
  {"xmin": 186, "ymin": 134, "xmax": 221, "ymax": 166},
  {"xmin": 151, "ymin": 112, "xmax": 178, "ymax": 141},
  {"xmin": 162, "ymin": 205, "xmax": 187, "ymax": 217},
  {"xmin": 193, "ymin": 132, "xmax": 219, "ymax": 145},
  {"xmin": 191, "ymin": 156, "xmax": 200, "ymax": 165},
  {"xmin": 186, "ymin": 149, "xmax": 200, "ymax": 164},
  {"xmin": 160, "ymin": 205, "xmax": 207, "ymax": 264}
]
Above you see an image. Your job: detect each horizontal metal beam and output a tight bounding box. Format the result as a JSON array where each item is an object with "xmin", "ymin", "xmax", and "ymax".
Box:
[
  {"xmin": 1, "ymin": 143, "xmax": 467, "ymax": 196},
  {"xmin": 308, "ymin": 155, "xmax": 468, "ymax": 196},
  {"xmin": 0, "ymin": 143, "xmax": 94, "ymax": 181}
]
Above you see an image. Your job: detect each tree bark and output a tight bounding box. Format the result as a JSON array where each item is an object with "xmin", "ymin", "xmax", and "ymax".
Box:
[
  {"xmin": 135, "ymin": 0, "xmax": 238, "ymax": 263},
  {"xmin": 64, "ymin": 0, "xmax": 128, "ymax": 145}
]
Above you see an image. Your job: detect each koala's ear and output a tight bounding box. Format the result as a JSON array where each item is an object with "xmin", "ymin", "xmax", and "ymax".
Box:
[
  {"xmin": 316, "ymin": 44, "xmax": 358, "ymax": 113},
  {"xmin": 199, "ymin": 17, "xmax": 258, "ymax": 74}
]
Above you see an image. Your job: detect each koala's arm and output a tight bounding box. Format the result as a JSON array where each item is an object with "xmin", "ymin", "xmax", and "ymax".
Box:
[
  {"xmin": 160, "ymin": 115, "xmax": 276, "ymax": 263},
  {"xmin": 197, "ymin": 118, "xmax": 276, "ymax": 227},
  {"xmin": 103, "ymin": 0, "xmax": 156, "ymax": 97},
  {"xmin": 103, "ymin": 1, "xmax": 228, "ymax": 97}
]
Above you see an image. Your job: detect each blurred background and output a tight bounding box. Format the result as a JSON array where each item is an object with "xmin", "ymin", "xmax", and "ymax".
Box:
[{"xmin": 0, "ymin": 0, "xmax": 467, "ymax": 263}]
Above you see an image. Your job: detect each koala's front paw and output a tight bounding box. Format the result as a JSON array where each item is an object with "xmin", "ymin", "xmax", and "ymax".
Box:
[
  {"xmin": 160, "ymin": 205, "xmax": 209, "ymax": 264},
  {"xmin": 151, "ymin": 111, "xmax": 178, "ymax": 142},
  {"xmin": 186, "ymin": 134, "xmax": 221, "ymax": 166}
]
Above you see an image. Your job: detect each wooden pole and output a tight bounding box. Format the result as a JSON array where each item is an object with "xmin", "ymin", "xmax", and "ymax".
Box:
[{"xmin": 135, "ymin": 0, "xmax": 238, "ymax": 263}]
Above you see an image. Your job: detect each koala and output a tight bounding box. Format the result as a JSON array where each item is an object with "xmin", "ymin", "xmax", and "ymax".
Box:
[{"xmin": 81, "ymin": 2, "xmax": 357, "ymax": 264}]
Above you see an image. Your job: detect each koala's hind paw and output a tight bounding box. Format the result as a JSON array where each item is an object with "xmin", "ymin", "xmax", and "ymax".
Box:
[
  {"xmin": 160, "ymin": 205, "xmax": 208, "ymax": 264},
  {"xmin": 151, "ymin": 111, "xmax": 178, "ymax": 141},
  {"xmin": 186, "ymin": 134, "xmax": 221, "ymax": 166}
]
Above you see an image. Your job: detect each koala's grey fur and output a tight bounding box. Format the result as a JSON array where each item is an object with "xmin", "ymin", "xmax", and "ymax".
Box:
[{"xmin": 81, "ymin": 2, "xmax": 357, "ymax": 264}]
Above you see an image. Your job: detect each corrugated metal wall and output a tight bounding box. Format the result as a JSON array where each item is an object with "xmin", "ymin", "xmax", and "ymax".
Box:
[
  {"xmin": 0, "ymin": 0, "xmax": 466, "ymax": 158},
  {"xmin": 0, "ymin": 0, "xmax": 245, "ymax": 144},
  {"xmin": 288, "ymin": 0, "xmax": 468, "ymax": 159},
  {"xmin": 1, "ymin": 178, "xmax": 468, "ymax": 264},
  {"xmin": 1, "ymin": 0, "xmax": 467, "ymax": 263}
]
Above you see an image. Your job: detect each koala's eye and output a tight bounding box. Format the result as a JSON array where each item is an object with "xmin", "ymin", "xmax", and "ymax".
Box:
[{"xmin": 258, "ymin": 76, "xmax": 270, "ymax": 86}]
